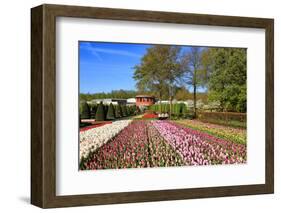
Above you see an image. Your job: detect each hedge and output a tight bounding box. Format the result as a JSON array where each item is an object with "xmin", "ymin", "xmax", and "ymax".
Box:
[
  {"xmin": 89, "ymin": 104, "xmax": 97, "ymax": 119},
  {"xmin": 95, "ymin": 102, "xmax": 105, "ymax": 121},
  {"xmin": 198, "ymin": 111, "xmax": 246, "ymax": 122},
  {"xmin": 106, "ymin": 103, "xmax": 115, "ymax": 120},
  {"xmin": 80, "ymin": 101, "xmax": 91, "ymax": 119},
  {"xmin": 197, "ymin": 111, "xmax": 246, "ymax": 128},
  {"xmin": 121, "ymin": 105, "xmax": 127, "ymax": 117},
  {"xmin": 149, "ymin": 103, "xmax": 188, "ymax": 118},
  {"xmin": 115, "ymin": 104, "xmax": 122, "ymax": 118}
]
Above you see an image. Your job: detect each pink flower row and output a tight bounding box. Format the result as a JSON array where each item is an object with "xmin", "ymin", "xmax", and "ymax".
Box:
[
  {"xmin": 80, "ymin": 121, "xmax": 184, "ymax": 170},
  {"xmin": 151, "ymin": 120, "xmax": 246, "ymax": 165}
]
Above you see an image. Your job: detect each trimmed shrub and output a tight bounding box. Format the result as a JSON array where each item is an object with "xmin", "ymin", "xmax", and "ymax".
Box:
[
  {"xmin": 150, "ymin": 103, "xmax": 190, "ymax": 118},
  {"xmin": 121, "ymin": 105, "xmax": 127, "ymax": 117},
  {"xmin": 172, "ymin": 104, "xmax": 176, "ymax": 115},
  {"xmin": 80, "ymin": 101, "xmax": 91, "ymax": 119},
  {"xmin": 125, "ymin": 106, "xmax": 130, "ymax": 116},
  {"xmin": 130, "ymin": 106, "xmax": 134, "ymax": 115},
  {"xmin": 131, "ymin": 105, "xmax": 137, "ymax": 115},
  {"xmin": 95, "ymin": 102, "xmax": 105, "ymax": 121},
  {"xmin": 104, "ymin": 105, "xmax": 108, "ymax": 117},
  {"xmin": 116, "ymin": 104, "xmax": 122, "ymax": 118},
  {"xmin": 135, "ymin": 106, "xmax": 141, "ymax": 114},
  {"xmin": 175, "ymin": 103, "xmax": 182, "ymax": 117},
  {"xmin": 197, "ymin": 111, "xmax": 246, "ymax": 127},
  {"xmin": 128, "ymin": 106, "xmax": 132, "ymax": 115},
  {"xmin": 106, "ymin": 103, "xmax": 115, "ymax": 120},
  {"xmin": 126, "ymin": 106, "xmax": 131, "ymax": 116},
  {"xmin": 89, "ymin": 104, "xmax": 97, "ymax": 119},
  {"xmin": 163, "ymin": 104, "xmax": 167, "ymax": 113},
  {"xmin": 180, "ymin": 104, "xmax": 188, "ymax": 118},
  {"xmin": 198, "ymin": 111, "xmax": 246, "ymax": 122}
]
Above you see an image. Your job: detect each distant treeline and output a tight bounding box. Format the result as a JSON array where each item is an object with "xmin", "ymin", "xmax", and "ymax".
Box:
[
  {"xmin": 80, "ymin": 88, "xmax": 208, "ymax": 103},
  {"xmin": 80, "ymin": 90, "xmax": 142, "ymax": 101}
]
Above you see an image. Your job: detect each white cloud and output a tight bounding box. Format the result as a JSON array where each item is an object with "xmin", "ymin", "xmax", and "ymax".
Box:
[
  {"xmin": 80, "ymin": 42, "xmax": 103, "ymax": 61},
  {"xmin": 80, "ymin": 42, "xmax": 142, "ymax": 59}
]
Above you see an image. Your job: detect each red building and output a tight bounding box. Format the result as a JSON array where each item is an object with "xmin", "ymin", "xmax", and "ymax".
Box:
[{"xmin": 135, "ymin": 95, "xmax": 155, "ymax": 107}]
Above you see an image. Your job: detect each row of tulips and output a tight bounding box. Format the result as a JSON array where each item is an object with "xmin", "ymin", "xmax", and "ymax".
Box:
[
  {"xmin": 148, "ymin": 123, "xmax": 185, "ymax": 167},
  {"xmin": 80, "ymin": 121, "xmax": 184, "ymax": 170},
  {"xmin": 79, "ymin": 120, "xmax": 132, "ymax": 160},
  {"xmin": 80, "ymin": 121, "xmax": 112, "ymax": 132},
  {"xmin": 151, "ymin": 120, "xmax": 246, "ymax": 165},
  {"xmin": 175, "ymin": 119, "xmax": 246, "ymax": 144}
]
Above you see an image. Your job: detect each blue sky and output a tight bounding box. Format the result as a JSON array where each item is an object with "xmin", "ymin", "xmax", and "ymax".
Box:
[
  {"xmin": 79, "ymin": 42, "xmax": 150, "ymax": 93},
  {"xmin": 79, "ymin": 41, "xmax": 203, "ymax": 94}
]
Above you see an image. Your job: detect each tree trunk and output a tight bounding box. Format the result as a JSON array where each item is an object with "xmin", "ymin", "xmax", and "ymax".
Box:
[
  {"xmin": 159, "ymin": 91, "xmax": 162, "ymax": 113},
  {"xmin": 193, "ymin": 66, "xmax": 197, "ymax": 118},
  {"xmin": 169, "ymin": 96, "xmax": 173, "ymax": 119},
  {"xmin": 193, "ymin": 85, "xmax": 196, "ymax": 118}
]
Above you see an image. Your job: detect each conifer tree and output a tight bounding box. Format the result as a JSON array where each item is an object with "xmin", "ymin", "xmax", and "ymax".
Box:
[
  {"xmin": 95, "ymin": 102, "xmax": 105, "ymax": 121},
  {"xmin": 80, "ymin": 101, "xmax": 91, "ymax": 119},
  {"xmin": 106, "ymin": 103, "xmax": 115, "ymax": 120}
]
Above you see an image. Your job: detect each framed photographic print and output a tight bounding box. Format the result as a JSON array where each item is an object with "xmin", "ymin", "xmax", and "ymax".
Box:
[{"xmin": 31, "ymin": 4, "xmax": 274, "ymax": 208}]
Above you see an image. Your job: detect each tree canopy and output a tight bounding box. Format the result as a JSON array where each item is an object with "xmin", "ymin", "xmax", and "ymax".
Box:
[
  {"xmin": 133, "ymin": 45, "xmax": 182, "ymax": 100},
  {"xmin": 204, "ymin": 48, "xmax": 247, "ymax": 112},
  {"xmin": 180, "ymin": 47, "xmax": 208, "ymax": 116},
  {"xmin": 133, "ymin": 45, "xmax": 182, "ymax": 114},
  {"xmin": 80, "ymin": 90, "xmax": 141, "ymax": 101},
  {"xmin": 80, "ymin": 45, "xmax": 247, "ymax": 114}
]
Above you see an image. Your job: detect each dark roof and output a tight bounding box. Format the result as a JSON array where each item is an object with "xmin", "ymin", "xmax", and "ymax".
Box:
[{"xmin": 135, "ymin": 95, "xmax": 155, "ymax": 98}]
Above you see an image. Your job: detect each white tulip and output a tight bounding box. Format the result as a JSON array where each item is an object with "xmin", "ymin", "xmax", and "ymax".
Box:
[{"xmin": 79, "ymin": 120, "xmax": 132, "ymax": 160}]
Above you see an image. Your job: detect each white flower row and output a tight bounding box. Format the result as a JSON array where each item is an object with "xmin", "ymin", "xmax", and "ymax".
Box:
[{"xmin": 79, "ymin": 120, "xmax": 132, "ymax": 160}]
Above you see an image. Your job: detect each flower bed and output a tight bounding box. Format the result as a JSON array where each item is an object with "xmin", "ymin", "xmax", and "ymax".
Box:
[
  {"xmin": 80, "ymin": 121, "xmax": 112, "ymax": 132},
  {"xmin": 80, "ymin": 121, "xmax": 184, "ymax": 170},
  {"xmin": 79, "ymin": 120, "xmax": 132, "ymax": 160},
  {"xmin": 142, "ymin": 113, "xmax": 158, "ymax": 119},
  {"xmin": 175, "ymin": 120, "xmax": 246, "ymax": 144},
  {"xmin": 148, "ymin": 123, "xmax": 185, "ymax": 167},
  {"xmin": 151, "ymin": 120, "xmax": 246, "ymax": 165},
  {"xmin": 79, "ymin": 119, "xmax": 247, "ymax": 170}
]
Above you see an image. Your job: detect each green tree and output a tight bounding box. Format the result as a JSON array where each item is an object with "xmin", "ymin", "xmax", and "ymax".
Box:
[
  {"xmin": 89, "ymin": 104, "xmax": 97, "ymax": 119},
  {"xmin": 181, "ymin": 47, "xmax": 206, "ymax": 118},
  {"xmin": 175, "ymin": 87, "xmax": 190, "ymax": 101},
  {"xmin": 206, "ymin": 48, "xmax": 247, "ymax": 112},
  {"xmin": 121, "ymin": 105, "xmax": 127, "ymax": 117},
  {"xmin": 104, "ymin": 105, "xmax": 108, "ymax": 117},
  {"xmin": 80, "ymin": 90, "xmax": 140, "ymax": 101},
  {"xmin": 127, "ymin": 106, "xmax": 132, "ymax": 116},
  {"xmin": 115, "ymin": 104, "xmax": 122, "ymax": 118},
  {"xmin": 175, "ymin": 103, "xmax": 182, "ymax": 117},
  {"xmin": 181, "ymin": 104, "xmax": 188, "ymax": 118},
  {"xmin": 95, "ymin": 102, "xmax": 105, "ymax": 121},
  {"xmin": 80, "ymin": 101, "xmax": 91, "ymax": 119},
  {"xmin": 106, "ymin": 103, "xmax": 115, "ymax": 120},
  {"xmin": 134, "ymin": 45, "xmax": 182, "ymax": 114},
  {"xmin": 131, "ymin": 105, "xmax": 137, "ymax": 115}
]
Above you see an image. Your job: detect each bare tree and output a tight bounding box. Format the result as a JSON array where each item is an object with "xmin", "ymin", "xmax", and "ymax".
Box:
[{"xmin": 181, "ymin": 47, "xmax": 204, "ymax": 118}]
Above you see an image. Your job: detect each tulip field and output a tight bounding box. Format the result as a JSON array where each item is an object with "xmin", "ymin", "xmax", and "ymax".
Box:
[
  {"xmin": 79, "ymin": 119, "xmax": 246, "ymax": 170},
  {"xmin": 78, "ymin": 42, "xmax": 248, "ymax": 171},
  {"xmin": 174, "ymin": 120, "xmax": 246, "ymax": 144}
]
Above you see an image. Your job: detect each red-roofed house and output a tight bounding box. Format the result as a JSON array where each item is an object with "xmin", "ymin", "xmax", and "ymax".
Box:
[{"xmin": 135, "ymin": 95, "xmax": 156, "ymax": 107}]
